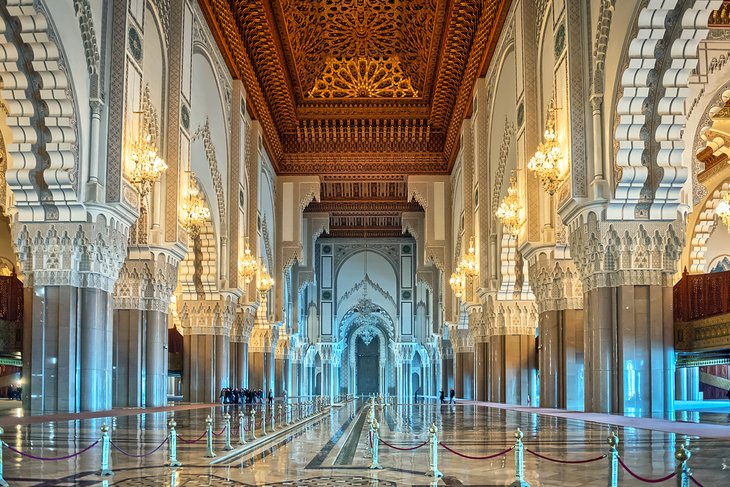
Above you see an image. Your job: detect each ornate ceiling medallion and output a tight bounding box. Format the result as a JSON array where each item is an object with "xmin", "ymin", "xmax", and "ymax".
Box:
[{"xmin": 307, "ymin": 57, "xmax": 419, "ymax": 98}]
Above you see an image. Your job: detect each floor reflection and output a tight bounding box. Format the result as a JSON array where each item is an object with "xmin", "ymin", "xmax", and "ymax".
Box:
[{"xmin": 2, "ymin": 400, "xmax": 729, "ymax": 486}]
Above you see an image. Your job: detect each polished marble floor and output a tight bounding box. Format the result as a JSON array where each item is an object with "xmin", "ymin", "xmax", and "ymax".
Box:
[{"xmin": 2, "ymin": 400, "xmax": 729, "ymax": 486}]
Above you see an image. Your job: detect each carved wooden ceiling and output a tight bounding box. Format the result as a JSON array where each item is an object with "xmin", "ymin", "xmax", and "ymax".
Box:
[
  {"xmin": 305, "ymin": 176, "xmax": 423, "ymax": 238},
  {"xmin": 200, "ymin": 0, "xmax": 511, "ymax": 175}
]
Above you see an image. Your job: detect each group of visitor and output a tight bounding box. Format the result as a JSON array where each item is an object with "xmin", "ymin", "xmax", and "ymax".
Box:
[
  {"xmin": 439, "ymin": 389, "xmax": 456, "ymax": 405},
  {"xmin": 6, "ymin": 385, "xmax": 21, "ymax": 401},
  {"xmin": 219, "ymin": 387, "xmax": 288, "ymax": 405}
]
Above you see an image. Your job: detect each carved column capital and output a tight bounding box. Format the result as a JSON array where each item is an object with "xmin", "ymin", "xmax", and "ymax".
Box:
[
  {"xmin": 525, "ymin": 247, "xmax": 583, "ymax": 313},
  {"xmin": 180, "ymin": 295, "xmax": 237, "ymax": 336},
  {"xmin": 14, "ymin": 221, "xmax": 128, "ymax": 293},
  {"xmin": 114, "ymin": 251, "xmax": 180, "ymax": 312},
  {"xmin": 480, "ymin": 291, "xmax": 538, "ymax": 337},
  {"xmin": 568, "ymin": 213, "xmax": 685, "ymax": 293}
]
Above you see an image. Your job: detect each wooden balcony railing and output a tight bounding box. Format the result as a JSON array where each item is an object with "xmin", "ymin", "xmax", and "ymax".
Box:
[
  {"xmin": 0, "ymin": 274, "xmax": 22, "ymax": 322},
  {"xmin": 674, "ymin": 268, "xmax": 730, "ymax": 322}
]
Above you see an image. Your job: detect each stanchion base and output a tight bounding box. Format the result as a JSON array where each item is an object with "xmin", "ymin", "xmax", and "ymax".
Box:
[
  {"xmin": 508, "ymin": 481, "xmax": 530, "ymax": 487},
  {"xmin": 167, "ymin": 460, "xmax": 182, "ymax": 468},
  {"xmin": 425, "ymin": 470, "xmax": 443, "ymax": 478},
  {"xmin": 0, "ymin": 477, "xmax": 9, "ymax": 487},
  {"xmin": 369, "ymin": 464, "xmax": 383, "ymax": 470},
  {"xmin": 99, "ymin": 469, "xmax": 114, "ymax": 477},
  {"xmin": 205, "ymin": 453, "xmax": 217, "ymax": 458},
  {"xmin": 223, "ymin": 446, "xmax": 233, "ymax": 451}
]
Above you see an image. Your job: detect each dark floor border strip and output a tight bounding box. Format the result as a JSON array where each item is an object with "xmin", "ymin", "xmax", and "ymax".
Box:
[
  {"xmin": 333, "ymin": 408, "xmax": 367, "ymax": 465},
  {"xmin": 305, "ymin": 403, "xmax": 363, "ymax": 469}
]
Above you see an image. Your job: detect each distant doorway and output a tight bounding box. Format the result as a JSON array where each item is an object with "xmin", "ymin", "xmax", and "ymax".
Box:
[{"xmin": 356, "ymin": 335, "xmax": 379, "ymax": 395}]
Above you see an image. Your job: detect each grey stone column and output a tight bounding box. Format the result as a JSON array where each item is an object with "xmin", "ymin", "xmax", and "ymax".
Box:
[
  {"xmin": 275, "ymin": 357, "xmax": 283, "ymax": 395},
  {"xmin": 475, "ymin": 341, "xmax": 488, "ymax": 401},
  {"xmin": 24, "ymin": 286, "xmax": 80, "ymax": 412},
  {"xmin": 215, "ymin": 334, "xmax": 230, "ymax": 393},
  {"xmin": 80, "ymin": 288, "xmax": 113, "ymax": 411},
  {"xmin": 538, "ymin": 309, "xmax": 585, "ymax": 409},
  {"xmin": 568, "ymin": 220, "xmax": 681, "ymax": 416},
  {"xmin": 249, "ymin": 350, "xmax": 264, "ymax": 391},
  {"xmin": 113, "ymin": 309, "xmax": 144, "ymax": 407},
  {"xmin": 146, "ymin": 310, "xmax": 168, "ymax": 407},
  {"xmin": 182, "ymin": 334, "xmax": 218, "ymax": 403},
  {"xmin": 442, "ymin": 353, "xmax": 453, "ymax": 393},
  {"xmin": 462, "ymin": 351, "xmax": 474, "ymax": 400},
  {"xmin": 454, "ymin": 352, "xmax": 464, "ymax": 398},
  {"xmin": 488, "ymin": 335, "xmax": 535, "ymax": 405},
  {"xmin": 235, "ymin": 341, "xmax": 246, "ymax": 388}
]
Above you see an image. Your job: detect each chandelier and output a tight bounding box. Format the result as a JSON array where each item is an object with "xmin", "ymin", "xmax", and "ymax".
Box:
[
  {"xmin": 258, "ymin": 263, "xmax": 275, "ymax": 293},
  {"xmin": 496, "ymin": 173, "xmax": 522, "ymax": 235},
  {"xmin": 239, "ymin": 238, "xmax": 258, "ymax": 284},
  {"xmin": 128, "ymin": 132, "xmax": 167, "ymax": 197},
  {"xmin": 459, "ymin": 236, "xmax": 478, "ymax": 278},
  {"xmin": 449, "ymin": 265, "xmax": 466, "ymax": 299},
  {"xmin": 717, "ymin": 193, "xmax": 730, "ymax": 230},
  {"xmin": 179, "ymin": 179, "xmax": 210, "ymax": 238},
  {"xmin": 527, "ymin": 102, "xmax": 563, "ymax": 195}
]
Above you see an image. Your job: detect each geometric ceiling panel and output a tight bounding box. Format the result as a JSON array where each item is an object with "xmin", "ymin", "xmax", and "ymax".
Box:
[{"xmin": 200, "ymin": 0, "xmax": 511, "ymax": 175}]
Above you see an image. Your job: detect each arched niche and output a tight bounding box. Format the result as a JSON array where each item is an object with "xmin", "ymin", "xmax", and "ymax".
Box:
[
  {"xmin": 190, "ymin": 48, "xmax": 230, "ymax": 245},
  {"xmin": 335, "ymin": 250, "xmax": 398, "ymax": 312}
]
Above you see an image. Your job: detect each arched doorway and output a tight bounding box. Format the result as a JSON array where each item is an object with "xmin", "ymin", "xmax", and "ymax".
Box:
[{"xmin": 356, "ymin": 333, "xmax": 379, "ymax": 395}]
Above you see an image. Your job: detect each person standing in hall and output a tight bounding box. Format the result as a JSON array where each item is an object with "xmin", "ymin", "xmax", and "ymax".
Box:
[
  {"xmin": 439, "ymin": 390, "xmax": 445, "ymax": 404},
  {"xmin": 268, "ymin": 388, "xmax": 274, "ymax": 407},
  {"xmin": 449, "ymin": 388, "xmax": 455, "ymax": 405}
]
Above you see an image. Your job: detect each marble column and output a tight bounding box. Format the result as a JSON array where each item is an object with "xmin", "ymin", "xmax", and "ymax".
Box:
[
  {"xmin": 233, "ymin": 341, "xmax": 247, "ymax": 388},
  {"xmin": 487, "ymin": 335, "xmax": 536, "ymax": 405},
  {"xmin": 275, "ymin": 356, "xmax": 283, "ymax": 395},
  {"xmin": 146, "ymin": 310, "xmax": 168, "ymax": 407},
  {"xmin": 462, "ymin": 351, "xmax": 475, "ymax": 399},
  {"xmin": 113, "ymin": 309, "xmax": 144, "ymax": 407},
  {"xmin": 183, "ymin": 334, "xmax": 214, "ymax": 403},
  {"xmin": 569, "ymin": 221, "xmax": 680, "ymax": 416},
  {"xmin": 249, "ymin": 349, "xmax": 264, "ymax": 391},
  {"xmin": 215, "ymin": 334, "xmax": 230, "ymax": 393},
  {"xmin": 454, "ymin": 353, "xmax": 464, "ymax": 398},
  {"xmin": 442, "ymin": 352, "xmax": 454, "ymax": 393},
  {"xmin": 585, "ymin": 285, "xmax": 675, "ymax": 415},
  {"xmin": 538, "ymin": 309, "xmax": 584, "ymax": 409},
  {"xmin": 17, "ymin": 222, "xmax": 128, "ymax": 413},
  {"xmin": 23, "ymin": 287, "xmax": 79, "ymax": 412},
  {"xmin": 475, "ymin": 341, "xmax": 488, "ymax": 401},
  {"xmin": 112, "ymin": 258, "xmax": 178, "ymax": 408}
]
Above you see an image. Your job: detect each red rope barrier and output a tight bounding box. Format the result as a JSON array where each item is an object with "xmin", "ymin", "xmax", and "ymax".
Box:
[
  {"xmin": 690, "ymin": 476, "xmax": 706, "ymax": 487},
  {"xmin": 3, "ymin": 439, "xmax": 100, "ymax": 461},
  {"xmin": 212, "ymin": 426, "xmax": 226, "ymax": 437},
  {"xmin": 378, "ymin": 438, "xmax": 429, "ymax": 451},
  {"xmin": 618, "ymin": 457, "xmax": 677, "ymax": 483},
  {"xmin": 110, "ymin": 437, "xmax": 168, "ymax": 458},
  {"xmin": 526, "ymin": 448, "xmax": 606, "ymax": 464},
  {"xmin": 176, "ymin": 431, "xmax": 207, "ymax": 444},
  {"xmin": 439, "ymin": 442, "xmax": 513, "ymax": 460},
  {"xmin": 369, "ymin": 431, "xmax": 373, "ymax": 449}
]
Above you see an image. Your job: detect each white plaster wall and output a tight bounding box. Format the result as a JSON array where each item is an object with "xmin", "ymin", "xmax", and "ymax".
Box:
[
  {"xmin": 704, "ymin": 225, "xmax": 730, "ymax": 272},
  {"xmin": 190, "ymin": 49, "xmax": 229, "ymax": 243},
  {"xmin": 336, "ymin": 251, "xmax": 397, "ymax": 307},
  {"xmin": 258, "ymin": 162, "xmax": 276, "ymax": 270}
]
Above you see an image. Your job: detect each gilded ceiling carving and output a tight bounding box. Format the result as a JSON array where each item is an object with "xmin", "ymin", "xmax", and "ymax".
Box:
[
  {"xmin": 307, "ymin": 57, "xmax": 418, "ymax": 98},
  {"xmin": 201, "ymin": 0, "xmax": 509, "ymax": 175},
  {"xmin": 281, "ymin": 0, "xmax": 436, "ymax": 97}
]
